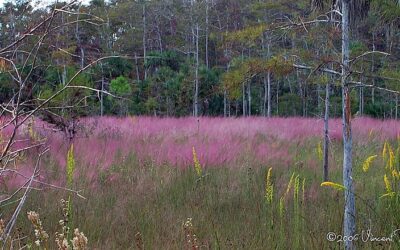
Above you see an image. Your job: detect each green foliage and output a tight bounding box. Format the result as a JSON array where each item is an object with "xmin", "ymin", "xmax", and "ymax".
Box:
[
  {"xmin": 110, "ymin": 76, "xmax": 132, "ymax": 96},
  {"xmin": 145, "ymin": 97, "xmax": 157, "ymax": 114},
  {"xmin": 1, "ymin": 0, "xmax": 399, "ymax": 119},
  {"xmin": 350, "ymin": 40, "xmax": 368, "ymax": 56},
  {"xmin": 278, "ymin": 93, "xmax": 302, "ymax": 116},
  {"xmin": 380, "ymin": 67, "xmax": 400, "ymax": 91},
  {"xmin": 372, "ymin": 0, "xmax": 400, "ymax": 23},
  {"xmin": 146, "ymin": 50, "xmax": 182, "ymax": 71},
  {"xmin": 364, "ymin": 101, "xmax": 392, "ymax": 118},
  {"xmin": 36, "ymin": 66, "xmax": 94, "ymax": 117},
  {"xmin": 104, "ymin": 58, "xmax": 133, "ymax": 78},
  {"xmin": 0, "ymin": 73, "xmax": 13, "ymax": 101},
  {"xmin": 224, "ymin": 24, "xmax": 267, "ymax": 46},
  {"xmin": 265, "ymin": 56, "xmax": 294, "ymax": 77}
]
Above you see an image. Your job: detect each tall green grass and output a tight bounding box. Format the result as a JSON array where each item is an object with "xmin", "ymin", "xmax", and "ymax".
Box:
[{"xmin": 4, "ymin": 138, "xmax": 400, "ymax": 249}]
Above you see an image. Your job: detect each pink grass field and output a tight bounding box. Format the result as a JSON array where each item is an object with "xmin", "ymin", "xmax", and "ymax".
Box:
[{"xmin": 1, "ymin": 116, "xmax": 400, "ymax": 188}]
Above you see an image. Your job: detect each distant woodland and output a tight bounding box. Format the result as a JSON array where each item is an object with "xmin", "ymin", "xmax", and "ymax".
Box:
[{"xmin": 1, "ymin": 0, "xmax": 400, "ymax": 118}]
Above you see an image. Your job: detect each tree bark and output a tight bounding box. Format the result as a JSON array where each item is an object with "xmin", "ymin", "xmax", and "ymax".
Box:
[
  {"xmin": 395, "ymin": 94, "xmax": 399, "ymax": 120},
  {"xmin": 276, "ymin": 81, "xmax": 279, "ymax": 115},
  {"xmin": 205, "ymin": 0, "xmax": 209, "ymax": 68},
  {"xmin": 263, "ymin": 75, "xmax": 267, "ymax": 116},
  {"xmin": 135, "ymin": 53, "xmax": 140, "ymax": 82},
  {"xmin": 372, "ymin": 32, "xmax": 376, "ymax": 104},
  {"xmin": 248, "ymin": 83, "xmax": 251, "ymax": 116},
  {"xmin": 342, "ymin": 1, "xmax": 355, "ymax": 249},
  {"xmin": 75, "ymin": 6, "xmax": 84, "ymax": 69},
  {"xmin": 194, "ymin": 23, "xmax": 200, "ymax": 117},
  {"xmin": 224, "ymin": 89, "xmax": 227, "ymax": 117},
  {"xmin": 100, "ymin": 63, "xmax": 105, "ymax": 116},
  {"xmin": 267, "ymin": 72, "xmax": 271, "ymax": 117},
  {"xmin": 242, "ymin": 83, "xmax": 246, "ymax": 116},
  {"xmin": 359, "ymin": 85, "xmax": 364, "ymax": 116},
  {"xmin": 323, "ymin": 83, "xmax": 330, "ymax": 181},
  {"xmin": 261, "ymin": 36, "xmax": 271, "ymax": 118},
  {"xmin": 142, "ymin": 2, "xmax": 147, "ymax": 80}
]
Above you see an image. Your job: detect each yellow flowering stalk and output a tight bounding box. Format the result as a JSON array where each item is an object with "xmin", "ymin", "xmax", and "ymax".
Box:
[
  {"xmin": 320, "ymin": 182, "xmax": 346, "ymax": 191},
  {"xmin": 397, "ymin": 146, "xmax": 400, "ymax": 169},
  {"xmin": 384, "ymin": 174, "xmax": 392, "ymax": 194},
  {"xmin": 383, "ymin": 141, "xmax": 389, "ymax": 163},
  {"xmin": 380, "ymin": 192, "xmax": 396, "ymax": 199},
  {"xmin": 279, "ymin": 196, "xmax": 285, "ymax": 218},
  {"xmin": 389, "ymin": 148, "xmax": 395, "ymax": 171},
  {"xmin": 392, "ymin": 169, "xmax": 399, "ymax": 179},
  {"xmin": 285, "ymin": 172, "xmax": 296, "ymax": 196},
  {"xmin": 362, "ymin": 155, "xmax": 377, "ymax": 172},
  {"xmin": 264, "ymin": 167, "xmax": 274, "ymax": 204},
  {"xmin": 278, "ymin": 172, "xmax": 296, "ymax": 218},
  {"xmin": 192, "ymin": 147, "xmax": 202, "ymax": 177},
  {"xmin": 294, "ymin": 175, "xmax": 300, "ymax": 202},
  {"xmin": 67, "ymin": 144, "xmax": 75, "ymax": 186}
]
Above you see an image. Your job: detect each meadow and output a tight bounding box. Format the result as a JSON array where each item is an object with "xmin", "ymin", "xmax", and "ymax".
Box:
[{"xmin": 2, "ymin": 116, "xmax": 400, "ymax": 249}]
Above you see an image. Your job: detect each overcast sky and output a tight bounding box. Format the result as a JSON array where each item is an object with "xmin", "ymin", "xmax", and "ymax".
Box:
[{"xmin": 0, "ymin": 0, "xmax": 90, "ymax": 8}]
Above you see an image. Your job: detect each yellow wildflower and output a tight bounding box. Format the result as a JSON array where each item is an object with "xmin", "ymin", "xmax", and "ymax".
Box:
[
  {"xmin": 67, "ymin": 144, "xmax": 75, "ymax": 186},
  {"xmin": 392, "ymin": 169, "xmax": 399, "ymax": 179},
  {"xmin": 383, "ymin": 141, "xmax": 388, "ymax": 163},
  {"xmin": 285, "ymin": 172, "xmax": 296, "ymax": 196},
  {"xmin": 389, "ymin": 148, "xmax": 395, "ymax": 171},
  {"xmin": 265, "ymin": 167, "xmax": 274, "ymax": 204},
  {"xmin": 294, "ymin": 175, "xmax": 300, "ymax": 202},
  {"xmin": 380, "ymin": 192, "xmax": 396, "ymax": 199},
  {"xmin": 192, "ymin": 147, "xmax": 202, "ymax": 177},
  {"xmin": 384, "ymin": 174, "xmax": 392, "ymax": 194},
  {"xmin": 362, "ymin": 155, "xmax": 377, "ymax": 172},
  {"xmin": 320, "ymin": 181, "xmax": 345, "ymax": 191},
  {"xmin": 279, "ymin": 196, "xmax": 285, "ymax": 218}
]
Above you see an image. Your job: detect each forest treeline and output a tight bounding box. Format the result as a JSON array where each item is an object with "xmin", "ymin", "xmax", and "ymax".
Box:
[{"xmin": 0, "ymin": 0, "xmax": 399, "ymax": 118}]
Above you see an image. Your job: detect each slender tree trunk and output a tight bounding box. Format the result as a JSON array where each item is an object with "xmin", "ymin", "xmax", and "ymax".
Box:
[
  {"xmin": 248, "ymin": 83, "xmax": 251, "ymax": 116},
  {"xmin": 194, "ymin": 24, "xmax": 200, "ymax": 117},
  {"xmin": 100, "ymin": 63, "xmax": 105, "ymax": 116},
  {"xmin": 396, "ymin": 94, "xmax": 398, "ymax": 120},
  {"xmin": 342, "ymin": 1, "xmax": 355, "ymax": 249},
  {"xmin": 386, "ymin": 23, "xmax": 392, "ymax": 53},
  {"xmin": 263, "ymin": 75, "xmax": 267, "ymax": 116},
  {"xmin": 224, "ymin": 89, "xmax": 227, "ymax": 117},
  {"xmin": 235, "ymin": 100, "xmax": 238, "ymax": 116},
  {"xmin": 76, "ymin": 6, "xmax": 84, "ymax": 69},
  {"xmin": 276, "ymin": 81, "xmax": 279, "ymax": 115},
  {"xmin": 242, "ymin": 82, "xmax": 246, "ymax": 116},
  {"xmin": 267, "ymin": 72, "xmax": 271, "ymax": 117},
  {"xmin": 142, "ymin": 3, "xmax": 147, "ymax": 80},
  {"xmin": 262, "ymin": 37, "xmax": 272, "ymax": 118},
  {"xmin": 359, "ymin": 86, "xmax": 364, "ymax": 116},
  {"xmin": 156, "ymin": 18, "xmax": 163, "ymax": 52},
  {"xmin": 228, "ymin": 99, "xmax": 231, "ymax": 117},
  {"xmin": 372, "ymin": 32, "xmax": 376, "ymax": 104},
  {"xmin": 297, "ymin": 69, "xmax": 305, "ymax": 116},
  {"xmin": 317, "ymin": 84, "xmax": 321, "ymax": 115},
  {"xmin": 323, "ymin": 83, "xmax": 330, "ymax": 181},
  {"xmin": 205, "ymin": 0, "xmax": 209, "ymax": 68},
  {"xmin": 135, "ymin": 53, "xmax": 140, "ymax": 82}
]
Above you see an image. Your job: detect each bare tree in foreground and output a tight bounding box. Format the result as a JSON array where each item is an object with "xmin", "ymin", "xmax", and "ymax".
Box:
[{"xmin": 0, "ymin": 1, "xmax": 118, "ymax": 246}]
